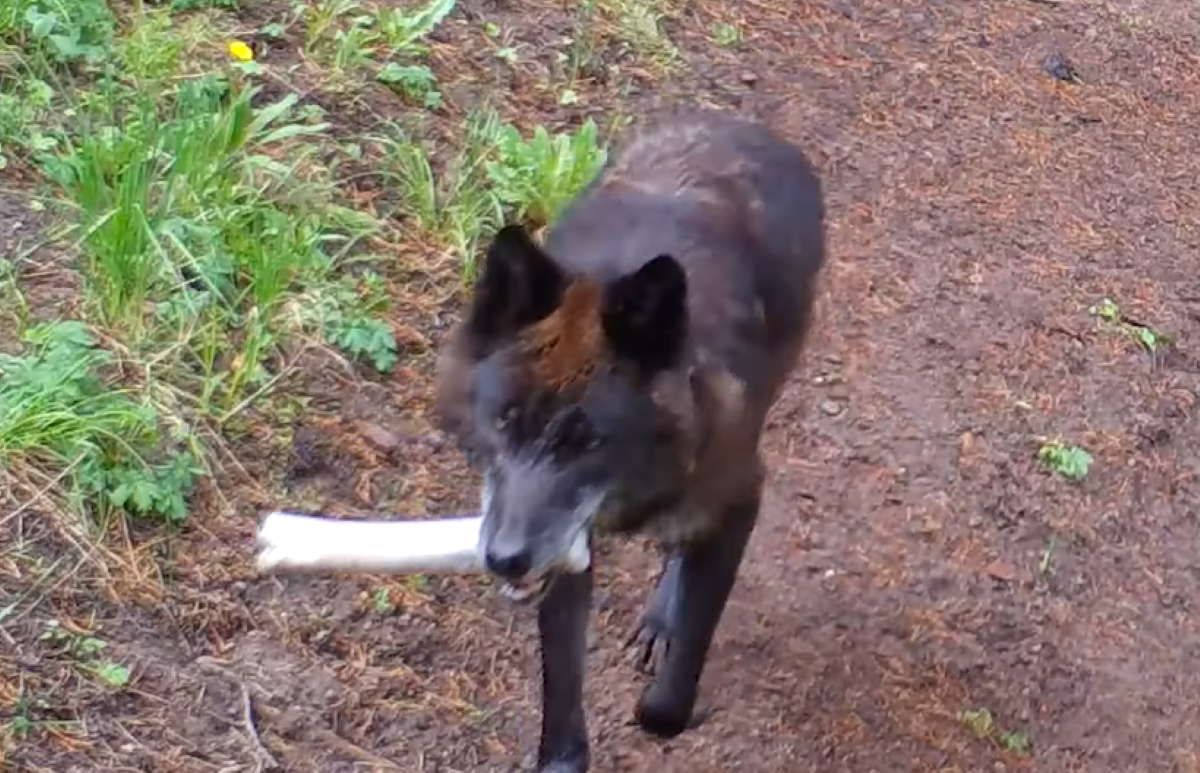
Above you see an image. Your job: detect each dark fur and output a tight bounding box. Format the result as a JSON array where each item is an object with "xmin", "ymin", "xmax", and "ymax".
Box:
[{"xmin": 434, "ymin": 109, "xmax": 826, "ymax": 772}]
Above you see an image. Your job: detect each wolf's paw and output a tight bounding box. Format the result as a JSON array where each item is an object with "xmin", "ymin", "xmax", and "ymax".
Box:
[
  {"xmin": 634, "ymin": 683, "xmax": 711, "ymax": 739},
  {"xmin": 538, "ymin": 761, "xmax": 587, "ymax": 773},
  {"xmin": 625, "ymin": 603, "xmax": 674, "ymax": 675},
  {"xmin": 624, "ymin": 558, "xmax": 682, "ymax": 675}
]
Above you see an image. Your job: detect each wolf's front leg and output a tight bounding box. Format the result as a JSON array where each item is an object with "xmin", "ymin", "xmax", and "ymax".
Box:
[
  {"xmin": 536, "ymin": 569, "xmax": 593, "ymax": 773},
  {"xmin": 626, "ymin": 553, "xmax": 683, "ymax": 675},
  {"xmin": 632, "ymin": 483, "xmax": 762, "ymax": 739}
]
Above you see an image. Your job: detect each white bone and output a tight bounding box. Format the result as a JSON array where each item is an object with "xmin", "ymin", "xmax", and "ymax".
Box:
[{"xmin": 254, "ymin": 512, "xmax": 591, "ymax": 576}]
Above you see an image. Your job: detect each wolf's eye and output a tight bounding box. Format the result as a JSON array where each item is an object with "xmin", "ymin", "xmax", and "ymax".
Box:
[{"xmin": 494, "ymin": 405, "xmax": 518, "ymax": 432}]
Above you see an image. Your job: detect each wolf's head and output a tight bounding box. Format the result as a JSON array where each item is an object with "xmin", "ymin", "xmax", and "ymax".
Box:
[{"xmin": 434, "ymin": 225, "xmax": 742, "ymax": 602}]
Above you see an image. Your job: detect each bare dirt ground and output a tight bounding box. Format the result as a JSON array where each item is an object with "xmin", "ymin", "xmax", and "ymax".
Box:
[{"xmin": 4, "ymin": 0, "xmax": 1200, "ymax": 771}]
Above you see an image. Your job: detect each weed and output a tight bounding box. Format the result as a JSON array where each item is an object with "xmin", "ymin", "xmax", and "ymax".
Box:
[
  {"xmin": 560, "ymin": 0, "xmax": 604, "ymax": 86},
  {"xmin": 711, "ymin": 21, "xmax": 742, "ymax": 47},
  {"xmin": 959, "ymin": 708, "xmax": 1033, "ymax": 756},
  {"xmin": 0, "ymin": 73, "xmax": 59, "ymax": 169},
  {"xmin": 381, "ymin": 113, "xmax": 605, "ymax": 277},
  {"xmin": 171, "ymin": 0, "xmax": 239, "ymax": 10},
  {"xmin": 1088, "ymin": 296, "xmax": 1121, "ymax": 323},
  {"xmin": 40, "ymin": 620, "xmax": 131, "ymax": 687},
  {"xmin": 1, "ymin": 689, "xmax": 80, "ymax": 742},
  {"xmin": 2, "ymin": 0, "xmax": 115, "ymax": 66},
  {"xmin": 0, "ymin": 320, "xmax": 202, "ymax": 524},
  {"xmin": 50, "ymin": 82, "xmax": 328, "ymax": 337},
  {"xmin": 377, "ymin": 62, "xmax": 442, "ymax": 109},
  {"xmin": 115, "ymin": 8, "xmax": 188, "ymax": 83},
  {"xmin": 486, "ymin": 118, "xmax": 607, "ymax": 231},
  {"xmin": 1038, "ymin": 534, "xmax": 1058, "ymax": 576},
  {"xmin": 1000, "ymin": 731, "xmax": 1031, "ymax": 755},
  {"xmin": 595, "ymin": 0, "xmax": 679, "ymax": 71},
  {"xmin": 300, "ymin": 0, "xmax": 359, "ymax": 54},
  {"xmin": 1037, "ymin": 439, "xmax": 1092, "ymax": 482},
  {"xmin": 377, "ymin": 109, "xmax": 506, "ymax": 275},
  {"xmin": 319, "ymin": 271, "xmax": 399, "ymax": 373},
  {"xmin": 300, "ymin": 0, "xmax": 456, "ymax": 83},
  {"xmin": 377, "ymin": 0, "xmax": 456, "ymax": 57},
  {"xmin": 959, "ymin": 707, "xmax": 995, "ymax": 737},
  {"xmin": 372, "ymin": 587, "xmax": 395, "ymax": 613},
  {"xmin": 1087, "ymin": 296, "xmax": 1172, "ymax": 354},
  {"xmin": 42, "ymin": 75, "xmax": 384, "ymax": 420},
  {"xmin": 0, "ymin": 256, "xmax": 28, "ymax": 328}
]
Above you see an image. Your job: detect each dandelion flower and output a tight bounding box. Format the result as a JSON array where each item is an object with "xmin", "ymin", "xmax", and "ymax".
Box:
[{"xmin": 228, "ymin": 40, "xmax": 254, "ymax": 62}]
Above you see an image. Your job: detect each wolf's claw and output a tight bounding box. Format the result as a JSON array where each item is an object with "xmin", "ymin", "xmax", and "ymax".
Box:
[{"xmin": 625, "ymin": 555, "xmax": 682, "ymax": 675}]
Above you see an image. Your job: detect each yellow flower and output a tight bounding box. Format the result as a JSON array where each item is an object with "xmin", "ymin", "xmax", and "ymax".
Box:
[{"xmin": 228, "ymin": 40, "xmax": 254, "ymax": 62}]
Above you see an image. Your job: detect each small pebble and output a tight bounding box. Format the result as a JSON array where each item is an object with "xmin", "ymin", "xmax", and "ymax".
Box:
[
  {"xmin": 356, "ymin": 421, "xmax": 402, "ymax": 453},
  {"xmin": 819, "ymin": 399, "xmax": 844, "ymax": 417},
  {"xmin": 1042, "ymin": 51, "xmax": 1081, "ymax": 83}
]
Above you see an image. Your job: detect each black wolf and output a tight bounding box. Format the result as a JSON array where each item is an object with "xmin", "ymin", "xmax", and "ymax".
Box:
[{"xmin": 434, "ymin": 108, "xmax": 826, "ymax": 772}]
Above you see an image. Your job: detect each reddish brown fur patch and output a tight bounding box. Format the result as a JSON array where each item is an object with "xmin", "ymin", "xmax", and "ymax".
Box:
[{"xmin": 522, "ymin": 279, "xmax": 605, "ymax": 391}]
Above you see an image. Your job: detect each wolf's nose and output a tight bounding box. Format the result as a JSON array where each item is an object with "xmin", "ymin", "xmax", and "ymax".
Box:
[{"xmin": 485, "ymin": 548, "xmax": 533, "ymax": 580}]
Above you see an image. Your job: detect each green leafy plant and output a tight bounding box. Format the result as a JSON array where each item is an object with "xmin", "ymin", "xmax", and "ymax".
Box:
[
  {"xmin": 959, "ymin": 707, "xmax": 1031, "ymax": 757},
  {"xmin": 595, "ymin": 0, "xmax": 678, "ymax": 70},
  {"xmin": 1087, "ymin": 296, "xmax": 1172, "ymax": 354},
  {"xmin": 711, "ymin": 21, "xmax": 742, "ymax": 46},
  {"xmin": 5, "ymin": 0, "xmax": 116, "ymax": 65},
  {"xmin": 959, "ymin": 707, "xmax": 995, "ymax": 737},
  {"xmin": 486, "ymin": 118, "xmax": 607, "ymax": 230},
  {"xmin": 44, "ymin": 78, "xmax": 375, "ymax": 419},
  {"xmin": 115, "ymin": 7, "xmax": 188, "ymax": 82},
  {"xmin": 377, "ymin": 62, "xmax": 442, "ymax": 108},
  {"xmin": 171, "ymin": 0, "xmax": 238, "ymax": 10},
  {"xmin": 372, "ymin": 587, "xmax": 395, "ymax": 613},
  {"xmin": 1088, "ymin": 296, "xmax": 1121, "ymax": 323},
  {"xmin": 0, "ymin": 75, "xmax": 58, "ymax": 169},
  {"xmin": 377, "ymin": 0, "xmax": 456, "ymax": 56},
  {"xmin": 1037, "ymin": 439, "xmax": 1092, "ymax": 482},
  {"xmin": 40, "ymin": 620, "xmax": 131, "ymax": 687},
  {"xmin": 320, "ymin": 272, "xmax": 399, "ymax": 373},
  {"xmin": 0, "ymin": 320, "xmax": 202, "ymax": 524},
  {"xmin": 1000, "ymin": 730, "xmax": 1031, "ymax": 755},
  {"xmin": 299, "ymin": 0, "xmax": 456, "ymax": 78}
]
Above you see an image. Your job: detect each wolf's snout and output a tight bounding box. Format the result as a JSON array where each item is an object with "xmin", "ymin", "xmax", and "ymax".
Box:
[{"xmin": 484, "ymin": 546, "xmax": 534, "ymax": 580}]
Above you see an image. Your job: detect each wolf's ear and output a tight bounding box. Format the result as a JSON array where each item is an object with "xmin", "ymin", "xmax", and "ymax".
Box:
[
  {"xmin": 464, "ymin": 224, "xmax": 566, "ymax": 353},
  {"xmin": 601, "ymin": 254, "xmax": 688, "ymax": 372}
]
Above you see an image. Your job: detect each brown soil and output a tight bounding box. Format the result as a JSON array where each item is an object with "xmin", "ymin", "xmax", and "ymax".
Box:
[{"xmin": 4, "ymin": 0, "xmax": 1200, "ymax": 772}]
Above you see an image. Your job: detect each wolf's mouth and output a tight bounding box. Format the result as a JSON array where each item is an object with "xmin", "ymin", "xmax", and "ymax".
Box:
[{"xmin": 500, "ymin": 573, "xmax": 554, "ymax": 604}]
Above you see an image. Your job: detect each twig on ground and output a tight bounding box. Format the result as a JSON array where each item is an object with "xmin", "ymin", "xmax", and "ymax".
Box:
[{"xmin": 241, "ymin": 684, "xmax": 279, "ymax": 773}]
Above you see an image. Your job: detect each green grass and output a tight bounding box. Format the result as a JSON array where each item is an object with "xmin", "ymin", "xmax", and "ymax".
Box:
[
  {"xmin": 0, "ymin": 0, "xmax": 609, "ymax": 533},
  {"xmin": 375, "ymin": 109, "xmax": 505, "ymax": 276},
  {"xmin": 0, "ymin": 6, "xmax": 399, "ymax": 529},
  {"xmin": 0, "ymin": 320, "xmax": 202, "ymax": 525},
  {"xmin": 595, "ymin": 0, "xmax": 679, "ymax": 71},
  {"xmin": 378, "ymin": 110, "xmax": 607, "ymax": 281},
  {"xmin": 0, "ymin": 0, "xmax": 630, "ymax": 764},
  {"xmin": 298, "ymin": 0, "xmax": 458, "ymax": 87}
]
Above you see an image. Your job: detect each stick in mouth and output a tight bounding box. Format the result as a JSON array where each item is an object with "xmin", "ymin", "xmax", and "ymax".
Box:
[{"xmin": 254, "ymin": 511, "xmax": 591, "ymax": 582}]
